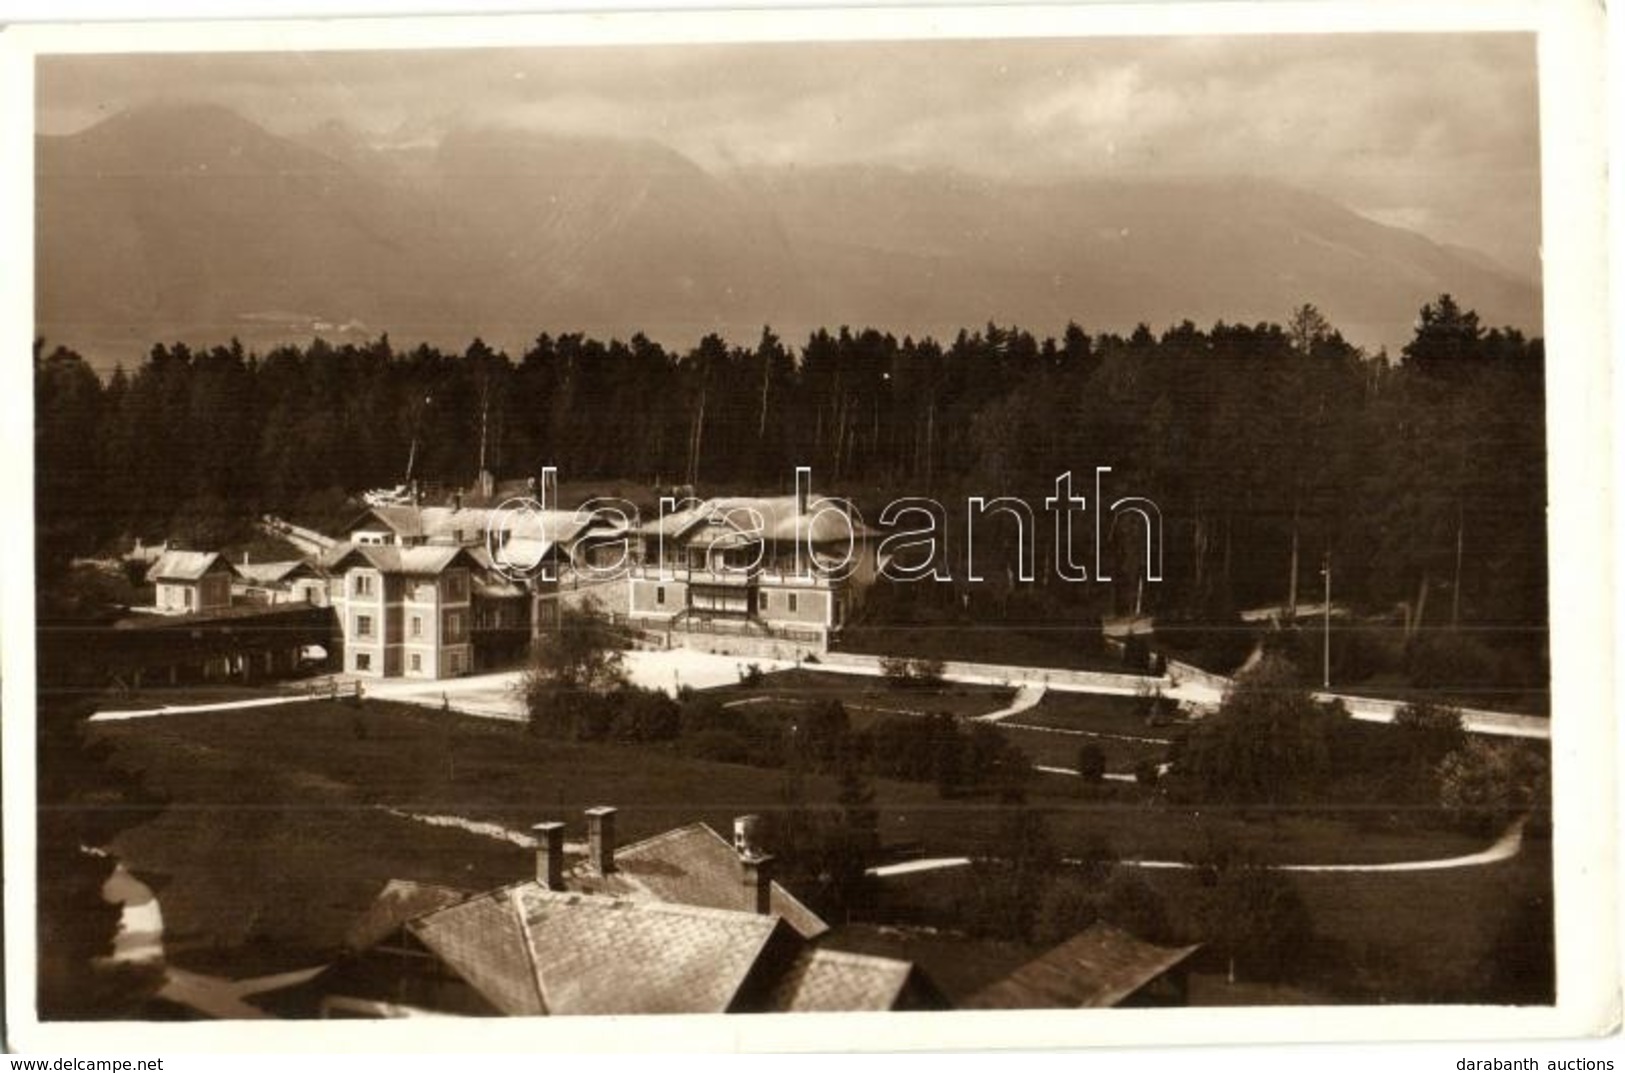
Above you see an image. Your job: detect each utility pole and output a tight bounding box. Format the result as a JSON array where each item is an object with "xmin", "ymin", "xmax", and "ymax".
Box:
[{"xmin": 1321, "ymin": 550, "xmax": 1332, "ymax": 690}]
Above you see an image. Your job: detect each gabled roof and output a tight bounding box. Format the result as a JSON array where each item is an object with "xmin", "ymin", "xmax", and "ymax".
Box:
[
  {"xmin": 345, "ymin": 505, "xmax": 425, "ymax": 539},
  {"xmin": 409, "ymin": 888, "xmax": 548, "ymax": 1016},
  {"xmin": 568, "ymin": 822, "xmax": 829, "ymax": 940},
  {"xmin": 767, "ymin": 948, "xmax": 924, "ymax": 1012},
  {"xmin": 322, "ymin": 542, "xmax": 480, "ymax": 577},
  {"xmin": 964, "ymin": 923, "xmax": 1201, "ymax": 1010},
  {"xmin": 145, "ymin": 550, "xmax": 235, "ymax": 583},
  {"xmin": 404, "ymin": 885, "xmax": 790, "ymax": 1016},
  {"xmin": 635, "ymin": 495, "xmax": 871, "ymax": 546},
  {"xmin": 345, "ymin": 879, "xmax": 470, "ymax": 953},
  {"xmin": 342, "ymin": 504, "xmax": 610, "ymax": 548}
]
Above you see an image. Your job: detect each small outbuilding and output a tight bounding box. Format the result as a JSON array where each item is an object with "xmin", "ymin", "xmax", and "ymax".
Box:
[
  {"xmin": 964, "ymin": 923, "xmax": 1201, "ymax": 1009},
  {"xmin": 145, "ymin": 550, "xmax": 236, "ymax": 615}
]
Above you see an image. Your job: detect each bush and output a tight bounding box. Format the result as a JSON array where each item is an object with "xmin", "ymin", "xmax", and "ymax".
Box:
[
  {"xmin": 738, "ymin": 662, "xmax": 765, "ymax": 688},
  {"xmin": 881, "ymin": 655, "xmax": 947, "ymax": 690},
  {"xmin": 1133, "ymin": 759, "xmax": 1161, "ymax": 786},
  {"xmin": 1205, "ymin": 866, "xmax": 1314, "ymax": 983},
  {"xmin": 1076, "ymin": 743, "xmax": 1107, "ymax": 782},
  {"xmin": 1436, "ymin": 739, "xmax": 1547, "ymax": 836},
  {"xmin": 1393, "ymin": 701, "xmax": 1467, "ymax": 765},
  {"xmin": 1178, "ymin": 655, "xmax": 1338, "ymax": 804}
]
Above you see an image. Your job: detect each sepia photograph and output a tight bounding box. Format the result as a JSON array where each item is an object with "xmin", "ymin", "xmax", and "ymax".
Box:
[{"xmin": 4, "ymin": 0, "xmax": 1616, "ymax": 1054}]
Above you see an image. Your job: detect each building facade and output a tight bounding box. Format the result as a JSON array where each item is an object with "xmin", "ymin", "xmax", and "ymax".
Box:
[
  {"xmin": 146, "ymin": 550, "xmax": 236, "ymax": 615},
  {"xmin": 325, "ymin": 545, "xmax": 478, "ymax": 678},
  {"xmin": 626, "ymin": 493, "xmax": 878, "ymax": 653}
]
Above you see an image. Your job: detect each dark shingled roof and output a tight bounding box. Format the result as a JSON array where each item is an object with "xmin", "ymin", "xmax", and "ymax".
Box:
[
  {"xmin": 767, "ymin": 948, "xmax": 920, "ymax": 1012},
  {"xmin": 402, "ymin": 885, "xmax": 790, "ymax": 1016},
  {"xmin": 322, "ymin": 542, "xmax": 479, "ymax": 577},
  {"xmin": 409, "ymin": 888, "xmax": 548, "ymax": 1016},
  {"xmin": 634, "ymin": 495, "xmax": 873, "ymax": 545},
  {"xmin": 145, "ymin": 550, "xmax": 235, "ymax": 583},
  {"xmin": 567, "ymin": 822, "xmax": 829, "ymax": 940},
  {"xmin": 964, "ymin": 923, "xmax": 1200, "ymax": 1010}
]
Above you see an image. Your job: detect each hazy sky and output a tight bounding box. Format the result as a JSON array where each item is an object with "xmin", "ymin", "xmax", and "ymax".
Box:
[{"xmin": 37, "ymin": 33, "xmax": 1541, "ymax": 278}]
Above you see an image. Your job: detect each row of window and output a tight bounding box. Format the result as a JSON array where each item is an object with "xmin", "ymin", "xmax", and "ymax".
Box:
[
  {"xmin": 353, "ymin": 650, "xmax": 465, "ymax": 675},
  {"xmin": 349, "ymin": 572, "xmax": 470, "ymax": 600},
  {"xmin": 652, "ymin": 586, "xmax": 800, "ymax": 614},
  {"xmin": 355, "ymin": 612, "xmax": 464, "ymax": 640}
]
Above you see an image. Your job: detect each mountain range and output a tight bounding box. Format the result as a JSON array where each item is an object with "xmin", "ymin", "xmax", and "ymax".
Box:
[{"xmin": 36, "ymin": 103, "xmax": 1542, "ymax": 373}]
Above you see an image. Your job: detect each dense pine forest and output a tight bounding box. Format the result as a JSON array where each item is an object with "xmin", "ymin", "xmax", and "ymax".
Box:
[{"xmin": 35, "ymin": 295, "xmax": 1547, "ymax": 690}]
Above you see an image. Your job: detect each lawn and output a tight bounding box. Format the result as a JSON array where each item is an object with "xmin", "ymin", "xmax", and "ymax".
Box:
[
  {"xmin": 1018, "ymin": 690, "xmax": 1186, "ymax": 739},
  {"xmin": 996, "ymin": 724, "xmax": 1169, "ymax": 774},
  {"xmin": 89, "ymin": 698, "xmax": 1509, "ymax": 982},
  {"xmin": 708, "ymin": 668, "xmax": 1015, "ymax": 719},
  {"xmin": 93, "ymin": 684, "xmax": 294, "ymax": 712},
  {"xmin": 1142, "ymin": 838, "xmax": 1555, "ymax": 1005}
]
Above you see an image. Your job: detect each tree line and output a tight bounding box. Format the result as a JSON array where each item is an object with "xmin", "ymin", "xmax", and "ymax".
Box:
[{"xmin": 35, "ymin": 296, "xmax": 1546, "ymax": 653}]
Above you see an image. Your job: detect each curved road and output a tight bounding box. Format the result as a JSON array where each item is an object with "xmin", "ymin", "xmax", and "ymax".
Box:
[{"xmin": 867, "ymin": 817, "xmax": 1527, "ymax": 878}]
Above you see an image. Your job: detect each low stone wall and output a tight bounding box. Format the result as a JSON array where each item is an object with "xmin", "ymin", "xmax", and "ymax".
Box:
[
  {"xmin": 668, "ymin": 630, "xmax": 825, "ymax": 664},
  {"xmin": 818, "ymin": 651, "xmax": 1162, "ymax": 695}
]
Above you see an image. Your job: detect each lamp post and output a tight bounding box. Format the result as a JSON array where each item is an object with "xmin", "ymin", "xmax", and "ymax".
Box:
[{"xmin": 1320, "ymin": 551, "xmax": 1332, "ymax": 690}]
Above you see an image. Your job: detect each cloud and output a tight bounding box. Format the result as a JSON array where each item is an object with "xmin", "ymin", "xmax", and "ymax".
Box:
[{"xmin": 35, "ymin": 32, "xmax": 1539, "ymax": 276}]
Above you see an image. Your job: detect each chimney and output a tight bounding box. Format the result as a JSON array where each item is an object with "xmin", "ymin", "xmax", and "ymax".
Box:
[
  {"xmin": 532, "ymin": 821, "xmax": 566, "ymax": 891},
  {"xmin": 741, "ymin": 853, "xmax": 775, "ymax": 916},
  {"xmin": 733, "ymin": 814, "xmax": 761, "ymax": 857},
  {"xmin": 585, "ymin": 806, "xmax": 617, "ymax": 876}
]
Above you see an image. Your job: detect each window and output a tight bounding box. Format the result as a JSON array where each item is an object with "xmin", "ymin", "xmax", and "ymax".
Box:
[
  {"xmin": 446, "ymin": 611, "xmax": 463, "ymax": 641},
  {"xmin": 357, "ymin": 614, "xmax": 373, "ymax": 638},
  {"xmin": 410, "ymin": 653, "xmax": 422, "ymax": 673},
  {"xmin": 757, "ymin": 590, "xmax": 768, "ymax": 612},
  {"xmin": 411, "ymin": 615, "xmax": 422, "ymax": 638},
  {"xmin": 184, "ymin": 587, "xmax": 194, "ymax": 609},
  {"xmin": 356, "ymin": 653, "xmax": 371, "ymax": 672},
  {"xmin": 444, "ymin": 572, "xmax": 468, "ymax": 601},
  {"xmin": 353, "ymin": 574, "xmax": 373, "ymax": 597},
  {"xmin": 788, "ymin": 593, "xmax": 798, "ymax": 614},
  {"xmin": 656, "ymin": 586, "xmax": 666, "ymax": 606},
  {"xmin": 450, "ymin": 653, "xmax": 463, "ymax": 676}
]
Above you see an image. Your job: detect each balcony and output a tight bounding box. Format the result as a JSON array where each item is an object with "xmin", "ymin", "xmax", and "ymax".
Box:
[{"xmin": 630, "ymin": 562, "xmax": 835, "ymax": 588}]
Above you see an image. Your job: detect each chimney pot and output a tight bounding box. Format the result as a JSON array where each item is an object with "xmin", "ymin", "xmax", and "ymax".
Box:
[
  {"xmin": 532, "ymin": 821, "xmax": 566, "ymax": 890},
  {"xmin": 585, "ymin": 806, "xmax": 617, "ymax": 876},
  {"xmin": 733, "ymin": 814, "xmax": 761, "ymax": 858}
]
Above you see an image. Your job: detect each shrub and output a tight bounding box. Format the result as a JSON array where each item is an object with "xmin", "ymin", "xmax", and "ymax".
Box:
[
  {"xmin": 1179, "ymin": 655, "xmax": 1338, "ymax": 804},
  {"xmin": 738, "ymin": 662, "xmax": 765, "ymax": 688},
  {"xmin": 1436, "ymin": 739, "xmax": 1547, "ymax": 836},
  {"xmin": 1205, "ymin": 866, "xmax": 1314, "ymax": 983},
  {"xmin": 1133, "ymin": 759, "xmax": 1161, "ymax": 786},
  {"xmin": 1393, "ymin": 701, "xmax": 1467, "ymax": 765},
  {"xmin": 881, "ymin": 655, "xmax": 947, "ymax": 690}
]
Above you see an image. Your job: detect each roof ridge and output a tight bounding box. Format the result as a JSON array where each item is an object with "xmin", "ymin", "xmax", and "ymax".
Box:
[{"xmin": 508, "ymin": 885, "xmax": 552, "ymax": 1015}]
